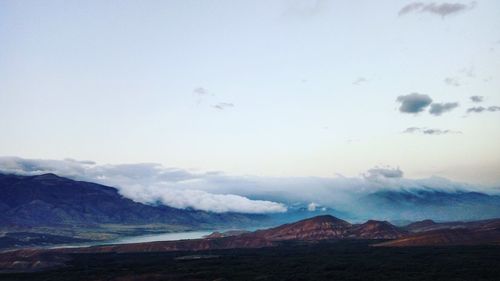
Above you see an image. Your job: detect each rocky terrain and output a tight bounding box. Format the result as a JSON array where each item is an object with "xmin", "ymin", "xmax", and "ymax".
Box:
[
  {"xmin": 0, "ymin": 215, "xmax": 416, "ymax": 272},
  {"xmin": 378, "ymin": 218, "xmax": 500, "ymax": 247},
  {"xmin": 2, "ymin": 214, "xmax": 500, "ymax": 273}
]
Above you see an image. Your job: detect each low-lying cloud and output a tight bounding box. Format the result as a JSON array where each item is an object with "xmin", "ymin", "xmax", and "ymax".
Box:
[
  {"xmin": 364, "ymin": 167, "xmax": 403, "ymax": 180},
  {"xmin": 0, "ymin": 157, "xmax": 285, "ymax": 214},
  {"xmin": 1, "ymin": 157, "xmax": 497, "ymax": 218},
  {"xmin": 399, "ymin": 2, "xmax": 476, "ymax": 17},
  {"xmin": 396, "ymin": 93, "xmax": 433, "ymax": 114},
  {"xmin": 429, "ymin": 102, "xmax": 459, "ymax": 116}
]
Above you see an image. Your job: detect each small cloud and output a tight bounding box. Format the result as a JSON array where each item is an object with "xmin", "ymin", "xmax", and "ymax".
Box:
[
  {"xmin": 213, "ymin": 102, "xmax": 235, "ymax": 111},
  {"xmin": 64, "ymin": 158, "xmax": 96, "ymax": 165},
  {"xmin": 399, "ymin": 2, "xmax": 476, "ymax": 17},
  {"xmin": 308, "ymin": 202, "xmax": 318, "ymax": 212},
  {"xmin": 352, "ymin": 77, "xmax": 367, "ymax": 86},
  {"xmin": 429, "ymin": 102, "xmax": 459, "ymax": 116},
  {"xmin": 459, "ymin": 66, "xmax": 476, "ymax": 78},
  {"xmin": 193, "ymin": 87, "xmax": 209, "ymax": 96},
  {"xmin": 364, "ymin": 166, "xmax": 404, "ymax": 180},
  {"xmin": 467, "ymin": 106, "xmax": 500, "ymax": 113},
  {"xmin": 467, "ymin": 106, "xmax": 486, "ymax": 113},
  {"xmin": 403, "ymin": 127, "xmax": 462, "ymax": 135},
  {"xmin": 444, "ymin": 77, "xmax": 460, "ymax": 87},
  {"xmin": 396, "ymin": 93, "xmax": 433, "ymax": 114},
  {"xmin": 470, "ymin": 96, "xmax": 484, "ymax": 103},
  {"xmin": 403, "ymin": 127, "xmax": 421, "ymax": 134}
]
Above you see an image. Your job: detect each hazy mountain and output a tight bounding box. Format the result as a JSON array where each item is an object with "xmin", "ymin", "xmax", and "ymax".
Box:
[{"xmin": 359, "ymin": 189, "xmax": 500, "ymax": 221}]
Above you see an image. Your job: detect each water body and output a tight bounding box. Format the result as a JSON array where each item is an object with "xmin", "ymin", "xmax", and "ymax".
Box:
[
  {"xmin": 51, "ymin": 230, "xmax": 215, "ymax": 249},
  {"xmin": 110, "ymin": 230, "xmax": 214, "ymax": 244},
  {"xmin": 51, "ymin": 226, "xmax": 271, "ymax": 249}
]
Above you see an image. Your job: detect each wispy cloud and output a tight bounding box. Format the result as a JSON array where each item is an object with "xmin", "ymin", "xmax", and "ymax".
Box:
[
  {"xmin": 352, "ymin": 77, "xmax": 367, "ymax": 86},
  {"xmin": 283, "ymin": 0, "xmax": 330, "ymax": 19},
  {"xmin": 193, "ymin": 87, "xmax": 209, "ymax": 96},
  {"xmin": 396, "ymin": 93, "xmax": 433, "ymax": 114},
  {"xmin": 213, "ymin": 102, "xmax": 235, "ymax": 111},
  {"xmin": 429, "ymin": 102, "xmax": 459, "ymax": 116},
  {"xmin": 399, "ymin": 2, "xmax": 476, "ymax": 17},
  {"xmin": 403, "ymin": 127, "xmax": 461, "ymax": 135},
  {"xmin": 467, "ymin": 106, "xmax": 500, "ymax": 113},
  {"xmin": 444, "ymin": 77, "xmax": 460, "ymax": 87}
]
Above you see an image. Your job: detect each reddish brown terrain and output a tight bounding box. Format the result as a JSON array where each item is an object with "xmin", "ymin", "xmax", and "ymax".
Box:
[
  {"xmin": 377, "ymin": 219, "xmax": 500, "ymax": 247},
  {"xmin": 1, "ymin": 215, "xmax": 500, "ymax": 272}
]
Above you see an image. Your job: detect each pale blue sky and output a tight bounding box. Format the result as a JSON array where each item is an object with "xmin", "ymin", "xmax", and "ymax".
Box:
[{"xmin": 1, "ymin": 0, "xmax": 500, "ymax": 184}]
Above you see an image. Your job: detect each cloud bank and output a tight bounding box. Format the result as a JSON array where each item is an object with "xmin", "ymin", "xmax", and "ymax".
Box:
[
  {"xmin": 1, "ymin": 157, "xmax": 497, "ymax": 219},
  {"xmin": 0, "ymin": 157, "xmax": 285, "ymax": 214}
]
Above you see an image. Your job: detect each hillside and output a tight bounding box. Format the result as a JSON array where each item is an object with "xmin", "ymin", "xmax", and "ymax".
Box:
[{"xmin": 0, "ymin": 173, "xmax": 265, "ymax": 228}]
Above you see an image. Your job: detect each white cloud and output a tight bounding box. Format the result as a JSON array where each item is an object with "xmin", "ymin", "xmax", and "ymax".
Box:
[
  {"xmin": 1, "ymin": 157, "xmax": 496, "ymax": 216},
  {"xmin": 307, "ymin": 202, "xmax": 318, "ymax": 211}
]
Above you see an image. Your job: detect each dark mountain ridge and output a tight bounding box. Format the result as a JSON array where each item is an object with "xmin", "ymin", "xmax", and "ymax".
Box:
[{"xmin": 0, "ymin": 173, "xmax": 265, "ymax": 228}]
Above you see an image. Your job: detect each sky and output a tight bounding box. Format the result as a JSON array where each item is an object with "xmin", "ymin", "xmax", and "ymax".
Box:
[{"xmin": 1, "ymin": 0, "xmax": 500, "ymax": 193}]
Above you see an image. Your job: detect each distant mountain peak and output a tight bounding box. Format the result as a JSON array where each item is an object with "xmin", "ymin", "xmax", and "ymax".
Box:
[
  {"xmin": 299, "ymin": 215, "xmax": 350, "ymax": 225},
  {"xmin": 348, "ymin": 220, "xmax": 408, "ymax": 239},
  {"xmin": 32, "ymin": 173, "xmax": 62, "ymax": 180}
]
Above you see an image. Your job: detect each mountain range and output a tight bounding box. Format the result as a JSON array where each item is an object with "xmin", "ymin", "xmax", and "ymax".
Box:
[
  {"xmin": 2, "ymin": 172, "xmax": 500, "ymax": 253},
  {"xmin": 361, "ymin": 189, "xmax": 500, "ymax": 221}
]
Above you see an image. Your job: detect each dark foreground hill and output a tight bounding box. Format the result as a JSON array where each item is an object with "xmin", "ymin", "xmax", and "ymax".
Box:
[
  {"xmin": 2, "ymin": 241, "xmax": 500, "ymax": 281},
  {"xmin": 0, "ymin": 173, "xmax": 264, "ymax": 228}
]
